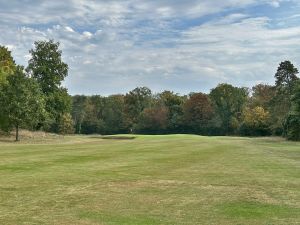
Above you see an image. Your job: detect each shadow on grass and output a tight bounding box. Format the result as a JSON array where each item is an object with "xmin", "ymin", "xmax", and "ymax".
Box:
[{"xmin": 94, "ymin": 136, "xmax": 136, "ymax": 140}]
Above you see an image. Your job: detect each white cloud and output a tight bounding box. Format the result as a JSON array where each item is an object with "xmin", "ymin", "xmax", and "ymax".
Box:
[
  {"xmin": 4, "ymin": 44, "xmax": 15, "ymax": 51},
  {"xmin": 0, "ymin": 0, "xmax": 299, "ymax": 95},
  {"xmin": 82, "ymin": 31, "xmax": 93, "ymax": 39},
  {"xmin": 217, "ymin": 13, "xmax": 249, "ymax": 24},
  {"xmin": 269, "ymin": 1, "xmax": 280, "ymax": 8},
  {"xmin": 65, "ymin": 26, "xmax": 74, "ymax": 32}
]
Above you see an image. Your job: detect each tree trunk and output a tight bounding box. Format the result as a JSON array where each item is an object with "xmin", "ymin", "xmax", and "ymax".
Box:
[
  {"xmin": 78, "ymin": 122, "xmax": 82, "ymax": 134},
  {"xmin": 15, "ymin": 124, "xmax": 19, "ymax": 142}
]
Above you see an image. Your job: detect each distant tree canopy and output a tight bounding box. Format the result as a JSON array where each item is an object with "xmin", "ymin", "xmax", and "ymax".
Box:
[
  {"xmin": 0, "ymin": 41, "xmax": 299, "ymax": 141},
  {"xmin": 240, "ymin": 106, "xmax": 271, "ymax": 136},
  {"xmin": 250, "ymin": 84, "xmax": 275, "ymax": 109},
  {"xmin": 135, "ymin": 105, "xmax": 169, "ymax": 134},
  {"xmin": 183, "ymin": 93, "xmax": 214, "ymax": 134},
  {"xmin": 159, "ymin": 91, "xmax": 185, "ymax": 132},
  {"xmin": 284, "ymin": 81, "xmax": 300, "ymax": 141},
  {"xmin": 124, "ymin": 87, "xmax": 152, "ymax": 129},
  {"xmin": 72, "ymin": 95, "xmax": 88, "ymax": 134},
  {"xmin": 210, "ymin": 84, "xmax": 248, "ymax": 134}
]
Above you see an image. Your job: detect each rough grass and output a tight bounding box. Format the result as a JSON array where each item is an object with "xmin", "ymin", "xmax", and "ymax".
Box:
[{"xmin": 0, "ymin": 134, "xmax": 299, "ymax": 225}]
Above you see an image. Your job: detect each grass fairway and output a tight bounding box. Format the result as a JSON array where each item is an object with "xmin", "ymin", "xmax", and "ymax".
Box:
[{"xmin": 0, "ymin": 135, "xmax": 299, "ymax": 225}]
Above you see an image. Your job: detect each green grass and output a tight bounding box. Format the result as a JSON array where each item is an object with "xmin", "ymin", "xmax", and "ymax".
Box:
[{"xmin": 0, "ymin": 134, "xmax": 299, "ymax": 225}]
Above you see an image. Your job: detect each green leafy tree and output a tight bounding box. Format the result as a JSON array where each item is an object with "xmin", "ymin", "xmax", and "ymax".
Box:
[
  {"xmin": 47, "ymin": 88, "xmax": 72, "ymax": 132},
  {"xmin": 81, "ymin": 96, "xmax": 105, "ymax": 134},
  {"xmin": 124, "ymin": 87, "xmax": 152, "ymax": 129},
  {"xmin": 135, "ymin": 106, "xmax": 168, "ymax": 134},
  {"xmin": 284, "ymin": 81, "xmax": 300, "ymax": 141},
  {"xmin": 275, "ymin": 61, "xmax": 299, "ymax": 95},
  {"xmin": 0, "ymin": 46, "xmax": 16, "ymax": 84},
  {"xmin": 159, "ymin": 91, "xmax": 185, "ymax": 132},
  {"xmin": 271, "ymin": 61, "xmax": 299, "ymax": 135},
  {"xmin": 58, "ymin": 113, "xmax": 75, "ymax": 135},
  {"xmin": 210, "ymin": 84, "xmax": 248, "ymax": 134},
  {"xmin": 0, "ymin": 46, "xmax": 16, "ymax": 131},
  {"xmin": 103, "ymin": 95, "xmax": 127, "ymax": 134},
  {"xmin": 26, "ymin": 40, "xmax": 68, "ymax": 94},
  {"xmin": 183, "ymin": 93, "xmax": 214, "ymax": 134},
  {"xmin": 0, "ymin": 67, "xmax": 45, "ymax": 141},
  {"xmin": 26, "ymin": 40, "xmax": 71, "ymax": 132},
  {"xmin": 250, "ymin": 84, "xmax": 275, "ymax": 109},
  {"xmin": 72, "ymin": 95, "xmax": 88, "ymax": 134}
]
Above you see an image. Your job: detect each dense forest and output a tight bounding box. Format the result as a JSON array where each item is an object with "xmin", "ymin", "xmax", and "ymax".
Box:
[{"xmin": 0, "ymin": 40, "xmax": 299, "ymax": 141}]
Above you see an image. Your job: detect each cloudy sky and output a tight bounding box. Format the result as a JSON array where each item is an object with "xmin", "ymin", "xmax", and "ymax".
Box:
[{"xmin": 1, "ymin": 0, "xmax": 300, "ymax": 95}]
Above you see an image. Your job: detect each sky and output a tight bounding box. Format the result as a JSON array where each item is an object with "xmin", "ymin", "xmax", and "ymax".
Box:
[{"xmin": 0, "ymin": 0, "xmax": 300, "ymax": 95}]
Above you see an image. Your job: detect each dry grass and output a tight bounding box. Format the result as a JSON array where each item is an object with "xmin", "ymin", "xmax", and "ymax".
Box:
[{"xmin": 0, "ymin": 134, "xmax": 299, "ymax": 224}]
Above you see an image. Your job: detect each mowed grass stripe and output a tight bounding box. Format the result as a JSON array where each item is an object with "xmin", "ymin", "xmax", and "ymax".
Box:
[{"xmin": 0, "ymin": 135, "xmax": 299, "ymax": 224}]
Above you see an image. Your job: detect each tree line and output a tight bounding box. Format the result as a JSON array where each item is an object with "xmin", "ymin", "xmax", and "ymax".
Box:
[{"xmin": 0, "ymin": 40, "xmax": 300, "ymax": 141}]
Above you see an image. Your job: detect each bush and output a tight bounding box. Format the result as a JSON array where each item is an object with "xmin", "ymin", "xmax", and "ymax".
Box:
[
  {"xmin": 240, "ymin": 107, "xmax": 271, "ymax": 136},
  {"xmin": 284, "ymin": 115, "xmax": 300, "ymax": 141},
  {"xmin": 58, "ymin": 113, "xmax": 75, "ymax": 135}
]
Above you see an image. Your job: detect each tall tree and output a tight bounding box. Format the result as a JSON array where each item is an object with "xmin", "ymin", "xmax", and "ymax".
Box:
[
  {"xmin": 26, "ymin": 40, "xmax": 70, "ymax": 132},
  {"xmin": 72, "ymin": 95, "xmax": 88, "ymax": 134},
  {"xmin": 0, "ymin": 46, "xmax": 16, "ymax": 131},
  {"xmin": 284, "ymin": 81, "xmax": 300, "ymax": 141},
  {"xmin": 271, "ymin": 61, "xmax": 299, "ymax": 135},
  {"xmin": 47, "ymin": 88, "xmax": 72, "ymax": 132},
  {"xmin": 26, "ymin": 40, "xmax": 68, "ymax": 94},
  {"xmin": 275, "ymin": 61, "xmax": 299, "ymax": 95},
  {"xmin": 0, "ymin": 67, "xmax": 45, "ymax": 141},
  {"xmin": 210, "ymin": 84, "xmax": 248, "ymax": 134}
]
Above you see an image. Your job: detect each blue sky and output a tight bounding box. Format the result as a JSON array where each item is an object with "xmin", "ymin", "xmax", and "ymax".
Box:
[{"xmin": 0, "ymin": 0, "xmax": 300, "ymax": 95}]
